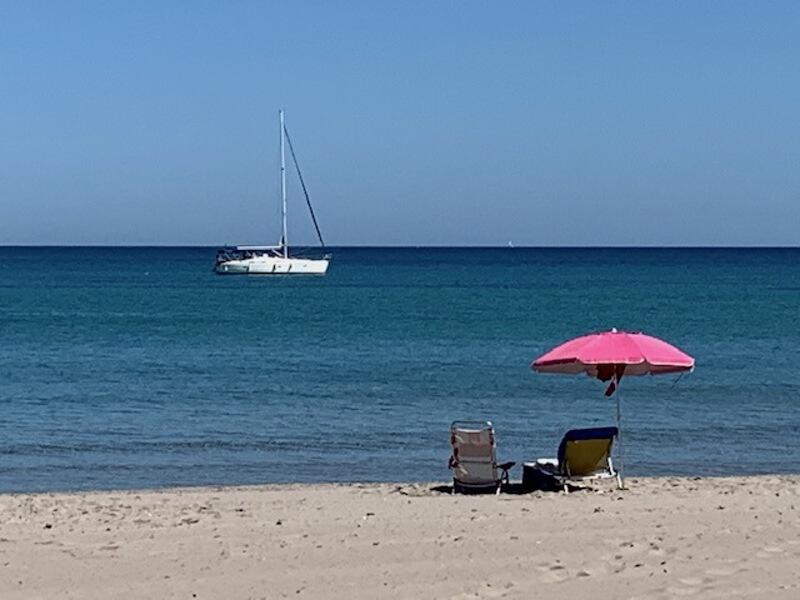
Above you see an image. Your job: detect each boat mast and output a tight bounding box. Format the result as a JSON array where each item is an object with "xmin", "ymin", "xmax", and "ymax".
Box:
[{"xmin": 279, "ymin": 109, "xmax": 288, "ymax": 258}]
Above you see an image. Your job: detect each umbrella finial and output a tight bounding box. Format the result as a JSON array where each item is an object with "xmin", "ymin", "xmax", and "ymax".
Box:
[{"xmin": 611, "ymin": 327, "xmax": 618, "ymax": 333}]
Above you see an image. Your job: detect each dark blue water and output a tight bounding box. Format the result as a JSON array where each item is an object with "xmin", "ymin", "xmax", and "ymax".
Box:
[{"xmin": 1, "ymin": 247, "xmax": 799, "ymax": 492}]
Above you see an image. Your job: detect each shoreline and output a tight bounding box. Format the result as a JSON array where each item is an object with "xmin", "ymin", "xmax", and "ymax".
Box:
[
  {"xmin": 4, "ymin": 472, "xmax": 800, "ymax": 498},
  {"xmin": 2, "ymin": 475, "xmax": 799, "ymax": 598}
]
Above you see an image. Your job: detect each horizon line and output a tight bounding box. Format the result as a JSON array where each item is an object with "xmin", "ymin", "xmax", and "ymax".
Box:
[{"xmin": 2, "ymin": 244, "xmax": 800, "ymax": 250}]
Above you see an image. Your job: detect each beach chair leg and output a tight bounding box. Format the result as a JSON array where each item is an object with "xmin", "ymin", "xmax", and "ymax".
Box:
[
  {"xmin": 616, "ymin": 473, "xmax": 624, "ymax": 490},
  {"xmin": 500, "ymin": 467, "xmax": 510, "ymax": 492}
]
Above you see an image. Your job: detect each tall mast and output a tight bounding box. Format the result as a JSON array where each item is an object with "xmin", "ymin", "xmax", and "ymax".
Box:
[{"xmin": 279, "ymin": 109, "xmax": 288, "ymax": 258}]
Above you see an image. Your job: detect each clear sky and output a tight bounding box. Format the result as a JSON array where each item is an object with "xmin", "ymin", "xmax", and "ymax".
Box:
[{"xmin": 2, "ymin": 2, "xmax": 799, "ymax": 246}]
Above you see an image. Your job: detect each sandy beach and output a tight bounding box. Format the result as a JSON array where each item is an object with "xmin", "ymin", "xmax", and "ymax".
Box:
[{"xmin": 1, "ymin": 476, "xmax": 798, "ymax": 599}]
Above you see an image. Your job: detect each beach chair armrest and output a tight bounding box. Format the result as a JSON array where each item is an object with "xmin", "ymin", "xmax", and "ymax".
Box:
[{"xmin": 496, "ymin": 461, "xmax": 515, "ymax": 486}]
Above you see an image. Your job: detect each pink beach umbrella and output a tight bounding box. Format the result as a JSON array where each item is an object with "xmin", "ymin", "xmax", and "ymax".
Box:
[{"xmin": 531, "ymin": 328, "xmax": 695, "ymax": 485}]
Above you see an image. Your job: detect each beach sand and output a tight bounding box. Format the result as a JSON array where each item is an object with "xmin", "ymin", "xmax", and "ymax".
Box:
[{"xmin": 1, "ymin": 476, "xmax": 799, "ymax": 599}]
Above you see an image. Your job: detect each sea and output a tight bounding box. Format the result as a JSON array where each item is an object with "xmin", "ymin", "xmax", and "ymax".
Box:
[{"xmin": 1, "ymin": 247, "xmax": 799, "ymax": 493}]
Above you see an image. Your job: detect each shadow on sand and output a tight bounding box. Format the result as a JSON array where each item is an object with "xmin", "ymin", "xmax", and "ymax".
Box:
[{"xmin": 429, "ymin": 481, "xmax": 567, "ymax": 495}]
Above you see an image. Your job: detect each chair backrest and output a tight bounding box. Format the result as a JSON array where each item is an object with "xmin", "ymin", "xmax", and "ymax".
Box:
[
  {"xmin": 557, "ymin": 427, "xmax": 618, "ymax": 477},
  {"xmin": 450, "ymin": 421, "xmax": 498, "ymax": 485}
]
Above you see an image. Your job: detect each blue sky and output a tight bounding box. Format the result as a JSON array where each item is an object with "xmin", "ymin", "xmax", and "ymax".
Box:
[{"xmin": 1, "ymin": 2, "xmax": 799, "ymax": 246}]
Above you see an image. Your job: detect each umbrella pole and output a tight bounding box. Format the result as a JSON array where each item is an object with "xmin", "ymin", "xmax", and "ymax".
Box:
[{"xmin": 616, "ymin": 376, "xmax": 625, "ymax": 490}]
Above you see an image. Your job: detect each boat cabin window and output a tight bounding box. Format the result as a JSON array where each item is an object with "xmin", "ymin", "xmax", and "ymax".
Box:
[{"xmin": 215, "ymin": 247, "xmax": 283, "ymax": 264}]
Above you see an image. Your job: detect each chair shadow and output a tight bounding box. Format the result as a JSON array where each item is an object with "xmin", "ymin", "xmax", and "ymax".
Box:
[{"xmin": 428, "ymin": 482, "xmax": 560, "ymax": 495}]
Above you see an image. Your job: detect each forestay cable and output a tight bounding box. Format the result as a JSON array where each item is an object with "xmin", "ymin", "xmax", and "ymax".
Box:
[{"xmin": 283, "ymin": 124, "xmax": 326, "ymax": 248}]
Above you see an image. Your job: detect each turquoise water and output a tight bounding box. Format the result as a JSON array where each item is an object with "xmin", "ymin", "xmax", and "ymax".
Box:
[{"xmin": 1, "ymin": 247, "xmax": 799, "ymax": 492}]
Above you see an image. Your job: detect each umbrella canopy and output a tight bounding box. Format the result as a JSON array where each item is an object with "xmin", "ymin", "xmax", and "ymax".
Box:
[{"xmin": 532, "ymin": 328, "xmax": 695, "ymax": 381}]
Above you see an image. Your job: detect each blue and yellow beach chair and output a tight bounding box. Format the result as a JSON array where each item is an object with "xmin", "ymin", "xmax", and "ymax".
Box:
[{"xmin": 524, "ymin": 426, "xmax": 621, "ymax": 491}]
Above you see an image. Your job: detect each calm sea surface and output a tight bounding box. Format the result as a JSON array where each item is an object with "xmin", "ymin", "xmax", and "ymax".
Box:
[{"xmin": 1, "ymin": 247, "xmax": 799, "ymax": 493}]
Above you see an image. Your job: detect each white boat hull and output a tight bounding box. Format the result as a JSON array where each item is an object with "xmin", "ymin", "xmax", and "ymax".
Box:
[{"xmin": 215, "ymin": 256, "xmax": 329, "ymax": 275}]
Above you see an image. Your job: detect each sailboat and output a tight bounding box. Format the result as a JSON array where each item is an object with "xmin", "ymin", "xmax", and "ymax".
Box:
[{"xmin": 214, "ymin": 110, "xmax": 330, "ymax": 275}]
